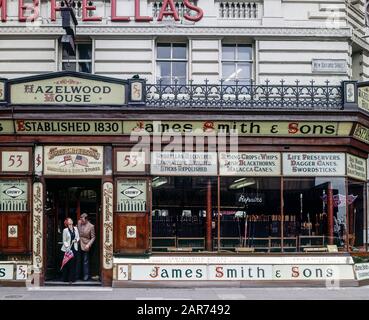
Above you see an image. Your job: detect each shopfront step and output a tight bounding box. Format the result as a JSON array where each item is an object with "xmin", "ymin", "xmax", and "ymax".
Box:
[{"xmin": 44, "ymin": 280, "xmax": 102, "ymax": 286}]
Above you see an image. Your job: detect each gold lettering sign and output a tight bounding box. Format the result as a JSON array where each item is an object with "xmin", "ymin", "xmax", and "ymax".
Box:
[
  {"xmin": 14, "ymin": 120, "xmax": 122, "ymax": 135},
  {"xmin": 10, "ymin": 76, "xmax": 125, "ymax": 105},
  {"xmin": 44, "ymin": 146, "xmax": 104, "ymax": 176},
  {"xmin": 353, "ymin": 123, "xmax": 369, "ymax": 145},
  {"xmin": 359, "ymin": 87, "xmax": 369, "ymax": 112},
  {"xmin": 347, "ymin": 154, "xmax": 367, "ymax": 181},
  {"xmin": 124, "ymin": 121, "xmax": 353, "ymax": 136}
]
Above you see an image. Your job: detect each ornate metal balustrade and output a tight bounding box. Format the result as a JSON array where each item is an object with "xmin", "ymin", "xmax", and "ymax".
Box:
[{"xmin": 145, "ymin": 79, "xmax": 343, "ymax": 110}]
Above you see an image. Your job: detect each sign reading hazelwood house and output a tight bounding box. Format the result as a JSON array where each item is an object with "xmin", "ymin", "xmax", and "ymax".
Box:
[{"xmin": 10, "ymin": 74, "xmax": 126, "ymax": 105}]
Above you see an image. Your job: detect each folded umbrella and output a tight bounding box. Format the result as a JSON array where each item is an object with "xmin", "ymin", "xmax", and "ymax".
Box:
[{"xmin": 60, "ymin": 249, "xmax": 74, "ymax": 270}]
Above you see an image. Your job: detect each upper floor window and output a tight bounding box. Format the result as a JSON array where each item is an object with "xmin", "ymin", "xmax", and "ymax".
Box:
[
  {"xmin": 156, "ymin": 43, "xmax": 187, "ymax": 85},
  {"xmin": 61, "ymin": 42, "xmax": 92, "ymax": 73},
  {"xmin": 222, "ymin": 44, "xmax": 252, "ymax": 85}
]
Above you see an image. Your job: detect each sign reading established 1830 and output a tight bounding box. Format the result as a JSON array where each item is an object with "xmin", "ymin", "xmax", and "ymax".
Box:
[
  {"xmin": 10, "ymin": 74, "xmax": 126, "ymax": 105},
  {"xmin": 44, "ymin": 146, "xmax": 104, "ymax": 175}
]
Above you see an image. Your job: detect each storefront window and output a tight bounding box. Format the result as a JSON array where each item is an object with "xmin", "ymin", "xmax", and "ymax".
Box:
[
  {"xmin": 283, "ymin": 178, "xmax": 347, "ymax": 251},
  {"xmin": 152, "ymin": 176, "xmax": 217, "ymax": 252},
  {"xmin": 347, "ymin": 179, "xmax": 366, "ymax": 251},
  {"xmin": 219, "ymin": 177, "xmax": 281, "ymax": 252}
]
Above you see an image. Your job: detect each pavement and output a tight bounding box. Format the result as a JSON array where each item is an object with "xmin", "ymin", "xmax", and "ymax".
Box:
[{"xmin": 1, "ymin": 285, "xmax": 369, "ymax": 300}]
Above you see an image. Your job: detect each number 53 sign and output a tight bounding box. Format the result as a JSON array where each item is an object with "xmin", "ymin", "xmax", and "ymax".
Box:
[
  {"xmin": 1, "ymin": 151, "xmax": 30, "ymax": 172},
  {"xmin": 116, "ymin": 151, "xmax": 146, "ymax": 173}
]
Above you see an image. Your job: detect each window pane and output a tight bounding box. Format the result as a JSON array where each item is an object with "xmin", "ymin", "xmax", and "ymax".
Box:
[
  {"xmin": 284, "ymin": 177, "xmax": 347, "ymax": 251},
  {"xmin": 219, "ymin": 177, "xmax": 281, "ymax": 251},
  {"xmin": 78, "ymin": 43, "xmax": 92, "ymax": 60},
  {"xmin": 157, "ymin": 43, "xmax": 171, "ymax": 59},
  {"xmin": 62, "ymin": 47, "xmax": 76, "ymax": 60},
  {"xmin": 222, "ymin": 44, "xmax": 236, "ymax": 60},
  {"xmin": 79, "ymin": 62, "xmax": 92, "ymax": 73},
  {"xmin": 157, "ymin": 61, "xmax": 171, "ymax": 78},
  {"xmin": 172, "ymin": 62, "xmax": 186, "ymax": 78},
  {"xmin": 238, "ymin": 44, "xmax": 252, "ymax": 61},
  {"xmin": 62, "ymin": 62, "xmax": 77, "ymax": 71},
  {"xmin": 173, "ymin": 43, "xmax": 187, "ymax": 59},
  {"xmin": 238, "ymin": 63, "xmax": 252, "ymax": 80},
  {"xmin": 222, "ymin": 62, "xmax": 236, "ymax": 82}
]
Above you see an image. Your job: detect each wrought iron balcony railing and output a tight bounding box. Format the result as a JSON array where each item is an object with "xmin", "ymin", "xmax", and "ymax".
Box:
[{"xmin": 145, "ymin": 79, "xmax": 343, "ymax": 110}]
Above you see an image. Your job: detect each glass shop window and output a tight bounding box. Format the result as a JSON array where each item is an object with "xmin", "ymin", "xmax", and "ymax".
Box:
[
  {"xmin": 283, "ymin": 178, "xmax": 347, "ymax": 251},
  {"xmin": 61, "ymin": 42, "xmax": 93, "ymax": 73},
  {"xmin": 218, "ymin": 177, "xmax": 281, "ymax": 252},
  {"xmin": 347, "ymin": 179, "xmax": 366, "ymax": 252},
  {"xmin": 152, "ymin": 176, "xmax": 217, "ymax": 252}
]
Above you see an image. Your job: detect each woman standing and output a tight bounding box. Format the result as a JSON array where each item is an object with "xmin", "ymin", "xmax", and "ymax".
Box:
[{"xmin": 61, "ymin": 217, "xmax": 80, "ymax": 283}]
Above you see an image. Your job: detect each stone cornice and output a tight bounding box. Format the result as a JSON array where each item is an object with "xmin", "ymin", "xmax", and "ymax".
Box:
[{"xmin": 0, "ymin": 25, "xmax": 353, "ymax": 38}]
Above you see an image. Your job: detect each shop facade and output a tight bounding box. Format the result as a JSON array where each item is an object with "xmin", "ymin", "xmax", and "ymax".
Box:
[{"xmin": 0, "ymin": 71, "xmax": 368, "ymax": 286}]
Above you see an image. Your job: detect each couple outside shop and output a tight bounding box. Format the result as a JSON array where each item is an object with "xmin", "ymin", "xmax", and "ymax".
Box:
[{"xmin": 61, "ymin": 213, "xmax": 96, "ymax": 283}]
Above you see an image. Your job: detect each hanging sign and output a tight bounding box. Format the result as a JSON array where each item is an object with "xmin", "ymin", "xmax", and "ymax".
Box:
[
  {"xmin": 359, "ymin": 86, "xmax": 369, "ymax": 112},
  {"xmin": 151, "ymin": 152, "xmax": 217, "ymax": 176},
  {"xmin": 347, "ymin": 154, "xmax": 367, "ymax": 181},
  {"xmin": 1, "ymin": 151, "xmax": 30, "ymax": 172},
  {"xmin": 219, "ymin": 152, "xmax": 281, "ymax": 176},
  {"xmin": 282, "ymin": 153, "xmax": 346, "ymax": 176},
  {"xmin": 0, "ymin": 180, "xmax": 28, "ymax": 211},
  {"xmin": 117, "ymin": 180, "xmax": 147, "ymax": 212},
  {"xmin": 10, "ymin": 75, "xmax": 126, "ymax": 105},
  {"xmin": 44, "ymin": 146, "xmax": 103, "ymax": 175}
]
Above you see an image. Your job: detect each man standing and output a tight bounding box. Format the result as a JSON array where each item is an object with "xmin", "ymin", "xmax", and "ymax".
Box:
[{"xmin": 77, "ymin": 213, "xmax": 96, "ymax": 281}]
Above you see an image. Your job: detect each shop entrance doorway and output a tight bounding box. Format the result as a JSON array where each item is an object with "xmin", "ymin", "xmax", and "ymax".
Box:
[{"xmin": 44, "ymin": 179, "xmax": 101, "ymax": 284}]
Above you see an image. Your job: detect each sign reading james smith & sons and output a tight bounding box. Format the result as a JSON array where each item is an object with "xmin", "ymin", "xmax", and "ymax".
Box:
[{"xmin": 10, "ymin": 73, "xmax": 126, "ymax": 105}]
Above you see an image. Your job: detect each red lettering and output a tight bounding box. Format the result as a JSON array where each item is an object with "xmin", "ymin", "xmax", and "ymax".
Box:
[
  {"xmin": 17, "ymin": 120, "xmax": 25, "ymax": 132},
  {"xmin": 0, "ymin": 0, "xmax": 7, "ymax": 22},
  {"xmin": 135, "ymin": 0, "xmax": 152, "ymax": 22},
  {"xmin": 111, "ymin": 0, "xmax": 130, "ymax": 22},
  {"xmin": 50, "ymin": 0, "xmax": 60, "ymax": 21},
  {"xmin": 291, "ymin": 266, "xmax": 300, "ymax": 278},
  {"xmin": 157, "ymin": 0, "xmax": 179, "ymax": 21},
  {"xmin": 82, "ymin": 0, "xmax": 102, "ymax": 21},
  {"xmin": 183, "ymin": 0, "xmax": 203, "ymax": 22},
  {"xmin": 288, "ymin": 122, "xmax": 299, "ymax": 134},
  {"xmin": 215, "ymin": 266, "xmax": 224, "ymax": 278},
  {"xmin": 18, "ymin": 0, "xmax": 39, "ymax": 22}
]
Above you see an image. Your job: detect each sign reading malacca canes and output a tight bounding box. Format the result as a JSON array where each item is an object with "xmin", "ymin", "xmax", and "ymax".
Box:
[
  {"xmin": 103, "ymin": 182, "xmax": 113, "ymax": 269},
  {"xmin": 44, "ymin": 146, "xmax": 103, "ymax": 175},
  {"xmin": 282, "ymin": 153, "xmax": 346, "ymax": 176},
  {"xmin": 10, "ymin": 76, "xmax": 126, "ymax": 105},
  {"xmin": 0, "ymin": 180, "xmax": 28, "ymax": 211},
  {"xmin": 1, "ymin": 151, "xmax": 29, "ymax": 172},
  {"xmin": 219, "ymin": 152, "xmax": 281, "ymax": 176},
  {"xmin": 117, "ymin": 180, "xmax": 147, "ymax": 212},
  {"xmin": 151, "ymin": 152, "xmax": 217, "ymax": 176}
]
